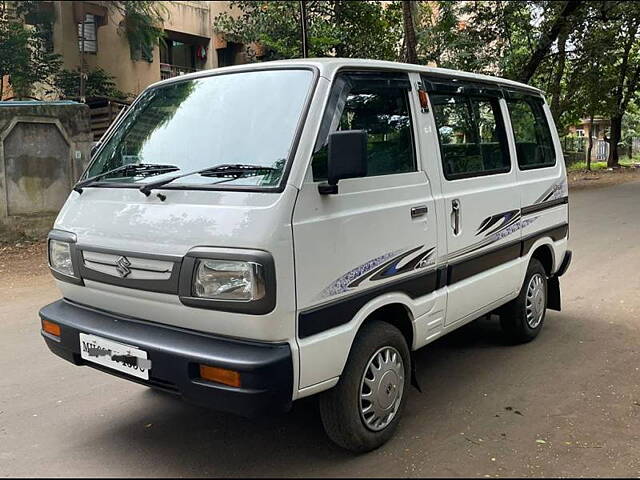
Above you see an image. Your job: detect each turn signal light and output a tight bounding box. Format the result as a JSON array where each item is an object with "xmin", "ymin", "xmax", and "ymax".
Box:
[
  {"xmin": 42, "ymin": 319, "xmax": 61, "ymax": 337},
  {"xmin": 199, "ymin": 364, "xmax": 241, "ymax": 388},
  {"xmin": 418, "ymin": 88, "xmax": 430, "ymax": 110}
]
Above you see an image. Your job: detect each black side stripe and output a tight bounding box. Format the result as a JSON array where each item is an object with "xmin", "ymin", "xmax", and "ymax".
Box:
[
  {"xmin": 521, "ymin": 224, "xmax": 568, "ymax": 256},
  {"xmin": 298, "ymin": 270, "xmax": 437, "ymax": 339},
  {"xmin": 298, "ymin": 222, "xmax": 569, "ymax": 339},
  {"xmin": 521, "ymin": 196, "xmax": 568, "ymax": 216},
  {"xmin": 448, "ymin": 242, "xmax": 521, "ymax": 284}
]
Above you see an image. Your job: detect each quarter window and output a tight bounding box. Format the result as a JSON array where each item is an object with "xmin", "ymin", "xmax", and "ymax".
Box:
[
  {"xmin": 312, "ymin": 72, "xmax": 416, "ymax": 181},
  {"xmin": 431, "ymin": 93, "xmax": 510, "ymax": 180},
  {"xmin": 506, "ymin": 97, "xmax": 556, "ymax": 169}
]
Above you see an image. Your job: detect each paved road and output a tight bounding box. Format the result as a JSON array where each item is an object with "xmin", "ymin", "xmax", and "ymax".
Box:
[{"xmin": 1, "ymin": 181, "xmax": 639, "ymax": 477}]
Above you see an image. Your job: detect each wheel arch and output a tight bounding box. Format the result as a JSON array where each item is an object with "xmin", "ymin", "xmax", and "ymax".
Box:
[
  {"xmin": 528, "ymin": 241, "xmax": 556, "ymax": 276},
  {"xmin": 357, "ymin": 302, "xmax": 414, "ymax": 352},
  {"xmin": 296, "ymin": 293, "xmax": 417, "ymax": 394}
]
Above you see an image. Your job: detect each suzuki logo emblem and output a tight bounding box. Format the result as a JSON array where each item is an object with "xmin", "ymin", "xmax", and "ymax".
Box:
[{"xmin": 115, "ymin": 256, "xmax": 132, "ymax": 278}]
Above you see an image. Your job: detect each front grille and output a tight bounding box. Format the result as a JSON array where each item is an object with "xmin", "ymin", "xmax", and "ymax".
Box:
[
  {"xmin": 82, "ymin": 250, "xmax": 174, "ymax": 280},
  {"xmin": 76, "ymin": 247, "xmax": 182, "ymax": 294}
]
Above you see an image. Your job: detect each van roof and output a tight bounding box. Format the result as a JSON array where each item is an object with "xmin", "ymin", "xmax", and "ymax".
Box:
[{"xmin": 153, "ymin": 58, "xmax": 543, "ymax": 95}]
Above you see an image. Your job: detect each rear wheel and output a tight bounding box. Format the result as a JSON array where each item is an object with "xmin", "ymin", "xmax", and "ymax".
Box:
[
  {"xmin": 319, "ymin": 321, "xmax": 410, "ymax": 453},
  {"xmin": 500, "ymin": 258, "xmax": 548, "ymax": 343}
]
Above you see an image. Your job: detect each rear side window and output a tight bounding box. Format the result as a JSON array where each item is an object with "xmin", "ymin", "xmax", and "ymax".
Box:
[
  {"xmin": 431, "ymin": 93, "xmax": 510, "ymax": 180},
  {"xmin": 312, "ymin": 72, "xmax": 415, "ymax": 181},
  {"xmin": 506, "ymin": 97, "xmax": 556, "ymax": 169}
]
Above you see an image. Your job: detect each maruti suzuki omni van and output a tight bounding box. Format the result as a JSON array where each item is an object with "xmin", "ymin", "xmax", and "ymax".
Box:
[{"xmin": 40, "ymin": 58, "xmax": 571, "ymax": 452}]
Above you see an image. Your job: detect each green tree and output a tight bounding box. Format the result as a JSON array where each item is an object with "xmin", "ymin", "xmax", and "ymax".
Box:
[
  {"xmin": 594, "ymin": 1, "xmax": 640, "ymax": 167},
  {"xmin": 555, "ymin": 1, "xmax": 640, "ymax": 167},
  {"xmin": 214, "ymin": 1, "xmax": 403, "ymax": 61},
  {"xmin": 621, "ymin": 101, "xmax": 640, "ymax": 158},
  {"xmin": 0, "ymin": 1, "xmax": 61, "ymax": 99},
  {"xmin": 417, "ymin": 1, "xmax": 586, "ymax": 80}
]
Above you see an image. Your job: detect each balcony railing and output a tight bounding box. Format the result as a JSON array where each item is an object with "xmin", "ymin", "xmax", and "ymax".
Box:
[{"xmin": 160, "ymin": 63, "xmax": 198, "ymax": 80}]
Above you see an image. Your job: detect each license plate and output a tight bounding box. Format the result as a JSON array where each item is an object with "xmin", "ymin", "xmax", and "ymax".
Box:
[{"xmin": 79, "ymin": 333, "xmax": 150, "ymax": 380}]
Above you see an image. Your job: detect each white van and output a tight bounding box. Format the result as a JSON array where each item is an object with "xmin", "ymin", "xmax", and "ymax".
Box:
[{"xmin": 40, "ymin": 59, "xmax": 571, "ymax": 452}]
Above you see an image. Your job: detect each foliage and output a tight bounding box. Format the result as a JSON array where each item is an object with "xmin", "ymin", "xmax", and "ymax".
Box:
[
  {"xmin": 416, "ymin": 0, "xmax": 640, "ymax": 166},
  {"xmin": 213, "ymin": 0, "xmax": 640, "ymax": 165},
  {"xmin": 108, "ymin": 1, "xmax": 167, "ymax": 62},
  {"xmin": 214, "ymin": 1, "xmax": 403, "ymax": 61},
  {"xmin": 569, "ymin": 1, "xmax": 640, "ymax": 165},
  {"xmin": 55, "ymin": 67, "xmax": 127, "ymax": 100},
  {"xmin": 0, "ymin": 0, "xmax": 61, "ymax": 99},
  {"xmin": 417, "ymin": 2, "xmax": 571, "ymax": 78},
  {"xmin": 621, "ymin": 102, "xmax": 640, "ymax": 147}
]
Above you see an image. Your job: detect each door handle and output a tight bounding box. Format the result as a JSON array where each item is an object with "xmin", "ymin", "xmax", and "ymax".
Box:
[
  {"xmin": 451, "ymin": 199, "xmax": 461, "ymax": 235},
  {"xmin": 411, "ymin": 205, "xmax": 428, "ymax": 218}
]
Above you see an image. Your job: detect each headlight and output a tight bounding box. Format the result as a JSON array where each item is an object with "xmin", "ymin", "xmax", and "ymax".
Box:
[
  {"xmin": 179, "ymin": 248, "xmax": 275, "ymax": 313},
  {"xmin": 193, "ymin": 259, "xmax": 265, "ymax": 301},
  {"xmin": 48, "ymin": 239, "xmax": 74, "ymax": 277}
]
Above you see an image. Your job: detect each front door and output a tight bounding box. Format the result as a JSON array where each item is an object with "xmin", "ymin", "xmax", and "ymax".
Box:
[
  {"xmin": 293, "ymin": 71, "xmax": 439, "ymax": 389},
  {"xmin": 425, "ymin": 79, "xmax": 521, "ymax": 325}
]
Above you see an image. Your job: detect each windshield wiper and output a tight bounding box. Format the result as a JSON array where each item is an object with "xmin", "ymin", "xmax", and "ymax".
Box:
[
  {"xmin": 138, "ymin": 164, "xmax": 276, "ymax": 197},
  {"xmin": 74, "ymin": 163, "xmax": 180, "ymax": 194}
]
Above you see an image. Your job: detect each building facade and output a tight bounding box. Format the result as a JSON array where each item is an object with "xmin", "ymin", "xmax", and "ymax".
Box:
[
  {"xmin": 49, "ymin": 1, "xmax": 245, "ymax": 98},
  {"xmin": 0, "ymin": 1, "xmax": 247, "ymax": 101}
]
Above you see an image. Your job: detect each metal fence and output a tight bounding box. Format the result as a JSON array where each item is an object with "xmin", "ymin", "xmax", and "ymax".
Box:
[
  {"xmin": 595, "ymin": 140, "xmax": 609, "ymax": 161},
  {"xmin": 559, "ymin": 136, "xmax": 640, "ymax": 165}
]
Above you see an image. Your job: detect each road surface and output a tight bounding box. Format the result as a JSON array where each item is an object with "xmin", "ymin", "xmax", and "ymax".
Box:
[{"xmin": 1, "ymin": 180, "xmax": 639, "ymax": 477}]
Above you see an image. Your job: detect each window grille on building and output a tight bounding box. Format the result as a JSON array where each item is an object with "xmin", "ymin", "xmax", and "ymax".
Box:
[{"xmin": 78, "ymin": 14, "xmax": 97, "ymax": 53}]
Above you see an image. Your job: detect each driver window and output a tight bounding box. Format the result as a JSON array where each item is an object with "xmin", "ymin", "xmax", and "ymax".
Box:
[{"xmin": 311, "ymin": 72, "xmax": 416, "ymax": 181}]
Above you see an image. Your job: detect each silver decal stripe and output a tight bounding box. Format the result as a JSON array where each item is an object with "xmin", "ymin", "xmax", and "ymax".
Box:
[
  {"xmin": 318, "ymin": 246, "xmax": 435, "ymax": 300},
  {"xmin": 449, "ymin": 181, "xmax": 566, "ymax": 262},
  {"xmin": 476, "ymin": 209, "xmax": 521, "ymax": 237},
  {"xmin": 316, "ymin": 182, "xmax": 565, "ymax": 301},
  {"xmin": 318, "ymin": 248, "xmax": 405, "ymax": 299},
  {"xmin": 533, "ymin": 180, "xmax": 567, "ymax": 205}
]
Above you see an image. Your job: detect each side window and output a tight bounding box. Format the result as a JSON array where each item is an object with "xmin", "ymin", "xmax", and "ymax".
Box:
[
  {"xmin": 311, "ymin": 73, "xmax": 416, "ymax": 181},
  {"xmin": 431, "ymin": 93, "xmax": 511, "ymax": 180},
  {"xmin": 506, "ymin": 97, "xmax": 556, "ymax": 169}
]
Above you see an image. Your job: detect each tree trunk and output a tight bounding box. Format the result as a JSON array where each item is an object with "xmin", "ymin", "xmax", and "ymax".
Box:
[
  {"xmin": 299, "ymin": 0, "xmax": 308, "ymax": 58},
  {"xmin": 550, "ymin": 28, "xmax": 568, "ymax": 122},
  {"xmin": 586, "ymin": 114, "xmax": 593, "ymax": 171},
  {"xmin": 333, "ymin": 0, "xmax": 345, "ymax": 57},
  {"xmin": 402, "ymin": 0, "xmax": 418, "ymax": 64},
  {"xmin": 516, "ymin": 0, "xmax": 582, "ymax": 84},
  {"xmin": 608, "ymin": 115, "xmax": 623, "ymax": 168}
]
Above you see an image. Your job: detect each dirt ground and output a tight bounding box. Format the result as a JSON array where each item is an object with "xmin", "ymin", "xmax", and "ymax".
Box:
[
  {"xmin": 568, "ymin": 165, "xmax": 640, "ymax": 190},
  {"xmin": 0, "ymin": 240, "xmax": 48, "ymax": 282}
]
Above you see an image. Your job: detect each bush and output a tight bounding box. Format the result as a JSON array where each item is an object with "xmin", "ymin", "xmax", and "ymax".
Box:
[{"xmin": 55, "ymin": 67, "xmax": 128, "ymax": 100}]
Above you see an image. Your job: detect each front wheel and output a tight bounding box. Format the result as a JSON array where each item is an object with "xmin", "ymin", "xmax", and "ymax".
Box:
[
  {"xmin": 319, "ymin": 321, "xmax": 410, "ymax": 453},
  {"xmin": 500, "ymin": 258, "xmax": 548, "ymax": 343}
]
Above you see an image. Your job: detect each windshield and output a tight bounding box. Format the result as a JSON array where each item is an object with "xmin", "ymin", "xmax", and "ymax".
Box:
[{"xmin": 86, "ymin": 69, "xmax": 314, "ymax": 189}]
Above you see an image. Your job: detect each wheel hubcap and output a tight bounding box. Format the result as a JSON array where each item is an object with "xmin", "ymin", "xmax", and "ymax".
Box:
[
  {"xmin": 359, "ymin": 346, "xmax": 404, "ymax": 432},
  {"xmin": 526, "ymin": 273, "xmax": 545, "ymax": 328}
]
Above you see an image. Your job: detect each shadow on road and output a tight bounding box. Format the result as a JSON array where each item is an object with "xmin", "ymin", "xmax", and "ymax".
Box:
[{"xmin": 84, "ymin": 315, "xmax": 534, "ymax": 475}]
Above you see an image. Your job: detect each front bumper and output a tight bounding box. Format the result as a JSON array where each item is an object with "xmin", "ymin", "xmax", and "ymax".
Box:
[{"xmin": 39, "ymin": 299, "xmax": 293, "ymax": 417}]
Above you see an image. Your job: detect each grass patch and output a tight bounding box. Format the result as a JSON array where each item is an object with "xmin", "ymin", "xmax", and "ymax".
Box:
[{"xmin": 567, "ymin": 157, "xmax": 637, "ymax": 172}]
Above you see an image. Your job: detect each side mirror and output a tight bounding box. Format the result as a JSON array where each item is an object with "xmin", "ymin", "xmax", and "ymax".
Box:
[{"xmin": 318, "ymin": 130, "xmax": 368, "ymax": 194}]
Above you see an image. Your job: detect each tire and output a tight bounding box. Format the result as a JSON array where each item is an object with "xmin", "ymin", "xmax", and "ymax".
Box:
[
  {"xmin": 500, "ymin": 258, "xmax": 548, "ymax": 343},
  {"xmin": 318, "ymin": 321, "xmax": 411, "ymax": 453}
]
